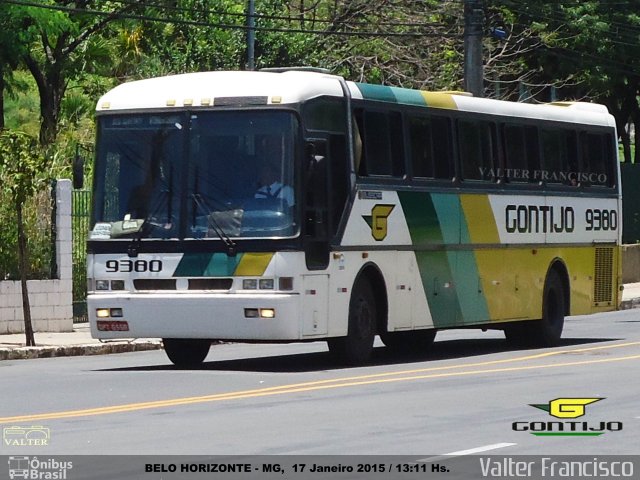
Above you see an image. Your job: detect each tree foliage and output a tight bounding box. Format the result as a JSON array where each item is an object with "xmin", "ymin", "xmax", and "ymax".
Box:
[
  {"xmin": 0, "ymin": 129, "xmax": 49, "ymax": 345},
  {"xmin": 485, "ymin": 0, "xmax": 640, "ymax": 162}
]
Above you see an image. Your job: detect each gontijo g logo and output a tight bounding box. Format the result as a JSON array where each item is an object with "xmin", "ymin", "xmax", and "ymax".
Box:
[
  {"xmin": 513, "ymin": 398, "xmax": 623, "ymax": 436},
  {"xmin": 362, "ymin": 204, "xmax": 395, "ymax": 241}
]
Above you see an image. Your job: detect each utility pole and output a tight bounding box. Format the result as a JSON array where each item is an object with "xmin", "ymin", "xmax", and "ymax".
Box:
[
  {"xmin": 464, "ymin": 0, "xmax": 484, "ymax": 97},
  {"xmin": 246, "ymin": 0, "xmax": 256, "ymax": 70}
]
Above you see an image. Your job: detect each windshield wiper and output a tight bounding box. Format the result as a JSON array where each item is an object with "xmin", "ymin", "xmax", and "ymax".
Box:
[
  {"xmin": 191, "ymin": 193, "xmax": 237, "ymax": 257},
  {"xmin": 126, "ymin": 188, "xmax": 172, "ymax": 257}
]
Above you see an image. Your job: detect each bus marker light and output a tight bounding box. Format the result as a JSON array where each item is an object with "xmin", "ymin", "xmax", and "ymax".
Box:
[
  {"xmin": 279, "ymin": 277, "xmax": 293, "ymax": 291},
  {"xmin": 97, "ymin": 320, "xmax": 129, "ymax": 332},
  {"xmin": 259, "ymin": 279, "xmax": 274, "ymax": 290},
  {"xmin": 96, "ymin": 308, "xmax": 110, "ymax": 318},
  {"xmin": 260, "ymin": 308, "xmax": 276, "ymax": 319},
  {"xmin": 243, "ymin": 279, "xmax": 258, "ymax": 290}
]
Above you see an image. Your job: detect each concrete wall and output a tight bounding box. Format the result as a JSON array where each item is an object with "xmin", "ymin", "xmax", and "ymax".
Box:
[
  {"xmin": 0, "ymin": 180, "xmax": 73, "ymax": 333},
  {"xmin": 622, "ymin": 244, "xmax": 640, "ymax": 284}
]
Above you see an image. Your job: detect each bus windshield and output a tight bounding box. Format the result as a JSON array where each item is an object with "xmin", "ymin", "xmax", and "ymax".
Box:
[{"xmin": 91, "ymin": 110, "xmax": 299, "ymax": 240}]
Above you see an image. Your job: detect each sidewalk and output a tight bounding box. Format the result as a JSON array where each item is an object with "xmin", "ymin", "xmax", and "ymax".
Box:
[
  {"xmin": 620, "ymin": 281, "xmax": 640, "ymax": 310},
  {"xmin": 0, "ymin": 323, "xmax": 161, "ymax": 361},
  {"xmin": 1, "ymin": 283, "xmax": 639, "ymax": 361}
]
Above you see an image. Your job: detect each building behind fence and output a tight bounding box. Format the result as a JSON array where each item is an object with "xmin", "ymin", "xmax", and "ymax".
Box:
[{"xmin": 0, "ymin": 180, "xmax": 73, "ymax": 334}]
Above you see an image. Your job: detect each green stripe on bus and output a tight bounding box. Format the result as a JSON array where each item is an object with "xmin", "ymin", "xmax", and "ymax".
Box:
[
  {"xmin": 356, "ymin": 83, "xmax": 396, "ymax": 103},
  {"xmin": 397, "ymin": 191, "xmax": 444, "ymax": 244},
  {"xmin": 455, "ymin": 199, "xmax": 491, "ymax": 324},
  {"xmin": 174, "ymin": 253, "xmax": 242, "ymax": 277},
  {"xmin": 399, "ymin": 191, "xmax": 490, "ymax": 326},
  {"xmin": 399, "ymin": 192, "xmax": 459, "ymax": 327},
  {"xmin": 356, "ymin": 83, "xmax": 429, "ymax": 107}
]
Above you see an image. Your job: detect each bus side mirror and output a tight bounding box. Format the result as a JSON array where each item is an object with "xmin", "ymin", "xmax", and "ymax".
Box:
[{"xmin": 306, "ymin": 141, "xmax": 326, "ymax": 177}]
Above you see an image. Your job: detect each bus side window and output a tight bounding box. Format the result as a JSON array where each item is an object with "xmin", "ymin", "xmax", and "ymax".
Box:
[
  {"xmin": 356, "ymin": 109, "xmax": 405, "ymax": 178},
  {"xmin": 458, "ymin": 119, "xmax": 496, "ymax": 182},
  {"xmin": 503, "ymin": 124, "xmax": 539, "ymax": 183},
  {"xmin": 540, "ymin": 128, "xmax": 579, "ymax": 186},
  {"xmin": 580, "ymin": 132, "xmax": 614, "ymax": 187},
  {"xmin": 409, "ymin": 115, "xmax": 453, "ymax": 180}
]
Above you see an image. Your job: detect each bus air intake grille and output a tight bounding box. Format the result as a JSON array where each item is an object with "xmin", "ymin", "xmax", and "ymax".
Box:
[
  {"xmin": 593, "ymin": 247, "xmax": 613, "ymax": 305},
  {"xmin": 133, "ymin": 279, "xmax": 177, "ymax": 291},
  {"xmin": 188, "ymin": 278, "xmax": 233, "ymax": 290}
]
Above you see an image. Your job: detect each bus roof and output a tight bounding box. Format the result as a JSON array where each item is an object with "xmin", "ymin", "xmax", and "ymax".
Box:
[{"xmin": 97, "ymin": 70, "xmax": 615, "ymax": 128}]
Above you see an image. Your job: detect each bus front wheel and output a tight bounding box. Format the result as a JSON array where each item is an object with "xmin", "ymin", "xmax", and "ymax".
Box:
[
  {"xmin": 163, "ymin": 338, "xmax": 211, "ymax": 367},
  {"xmin": 327, "ymin": 279, "xmax": 377, "ymax": 365}
]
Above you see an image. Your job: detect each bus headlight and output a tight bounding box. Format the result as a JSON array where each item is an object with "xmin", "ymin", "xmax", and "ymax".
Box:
[
  {"xmin": 260, "ymin": 308, "xmax": 276, "ymax": 318},
  {"xmin": 96, "ymin": 280, "xmax": 110, "ymax": 291}
]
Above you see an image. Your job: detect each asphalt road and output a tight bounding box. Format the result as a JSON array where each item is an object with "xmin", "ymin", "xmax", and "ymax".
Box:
[{"xmin": 1, "ymin": 309, "xmax": 639, "ymax": 457}]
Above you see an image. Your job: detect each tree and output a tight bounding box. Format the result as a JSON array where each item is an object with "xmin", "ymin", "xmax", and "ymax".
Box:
[
  {"xmin": 0, "ymin": 3, "xmax": 29, "ymax": 129},
  {"xmin": 485, "ymin": 0, "xmax": 640, "ymax": 162},
  {"xmin": 0, "ymin": 130, "xmax": 48, "ymax": 346},
  {"xmin": 6, "ymin": 1, "xmax": 138, "ymax": 145}
]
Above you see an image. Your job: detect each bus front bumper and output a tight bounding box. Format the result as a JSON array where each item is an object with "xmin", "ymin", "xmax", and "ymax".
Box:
[{"xmin": 88, "ymin": 292, "xmax": 302, "ymax": 341}]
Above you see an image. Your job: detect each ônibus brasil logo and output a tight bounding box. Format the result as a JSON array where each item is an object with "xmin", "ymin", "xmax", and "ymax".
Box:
[{"xmin": 512, "ymin": 397, "xmax": 623, "ymax": 436}]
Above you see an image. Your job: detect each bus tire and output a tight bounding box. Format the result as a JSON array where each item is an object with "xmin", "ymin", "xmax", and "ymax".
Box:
[
  {"xmin": 381, "ymin": 329, "xmax": 436, "ymax": 354},
  {"xmin": 327, "ymin": 279, "xmax": 376, "ymax": 365},
  {"xmin": 505, "ymin": 269, "xmax": 565, "ymax": 347},
  {"xmin": 163, "ymin": 338, "xmax": 211, "ymax": 367}
]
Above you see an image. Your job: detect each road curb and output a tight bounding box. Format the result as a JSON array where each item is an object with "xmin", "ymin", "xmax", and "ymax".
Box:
[{"xmin": 0, "ymin": 341, "xmax": 162, "ymax": 361}]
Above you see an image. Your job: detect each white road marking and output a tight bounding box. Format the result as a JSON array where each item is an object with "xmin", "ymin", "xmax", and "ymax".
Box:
[{"xmin": 418, "ymin": 442, "xmax": 517, "ymax": 463}]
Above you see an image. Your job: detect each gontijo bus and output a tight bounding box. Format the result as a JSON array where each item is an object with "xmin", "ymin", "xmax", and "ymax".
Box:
[{"xmin": 88, "ymin": 69, "xmax": 621, "ymax": 366}]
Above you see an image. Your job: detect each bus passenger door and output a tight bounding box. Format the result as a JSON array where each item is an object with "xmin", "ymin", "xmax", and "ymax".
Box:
[
  {"xmin": 301, "ymin": 274, "xmax": 329, "ymax": 337},
  {"xmin": 304, "ymin": 140, "xmax": 330, "ymax": 270}
]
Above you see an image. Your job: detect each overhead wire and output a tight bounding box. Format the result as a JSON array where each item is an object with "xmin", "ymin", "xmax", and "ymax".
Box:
[
  {"xmin": 108, "ymin": 0, "xmax": 458, "ymax": 29},
  {"xmin": 2, "ymin": 0, "xmax": 462, "ymax": 38}
]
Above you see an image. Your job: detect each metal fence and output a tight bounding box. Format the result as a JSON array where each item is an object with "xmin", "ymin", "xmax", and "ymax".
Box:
[{"xmin": 72, "ymin": 190, "xmax": 91, "ymax": 323}]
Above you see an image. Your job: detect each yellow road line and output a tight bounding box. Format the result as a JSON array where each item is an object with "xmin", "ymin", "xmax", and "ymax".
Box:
[{"xmin": 1, "ymin": 342, "xmax": 639, "ymax": 424}]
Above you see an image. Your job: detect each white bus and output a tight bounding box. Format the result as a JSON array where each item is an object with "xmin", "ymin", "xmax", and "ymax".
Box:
[{"xmin": 88, "ymin": 69, "xmax": 621, "ymax": 366}]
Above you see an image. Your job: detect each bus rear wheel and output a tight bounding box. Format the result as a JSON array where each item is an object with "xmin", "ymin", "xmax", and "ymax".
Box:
[
  {"xmin": 327, "ymin": 279, "xmax": 377, "ymax": 365},
  {"xmin": 163, "ymin": 338, "xmax": 211, "ymax": 367},
  {"xmin": 505, "ymin": 269, "xmax": 565, "ymax": 347}
]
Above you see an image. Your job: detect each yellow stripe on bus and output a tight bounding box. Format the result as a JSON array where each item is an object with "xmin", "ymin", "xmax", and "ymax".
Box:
[
  {"xmin": 420, "ymin": 91, "xmax": 458, "ymax": 110},
  {"xmin": 234, "ymin": 253, "xmax": 274, "ymax": 276},
  {"xmin": 460, "ymin": 194, "xmax": 500, "ymax": 244}
]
